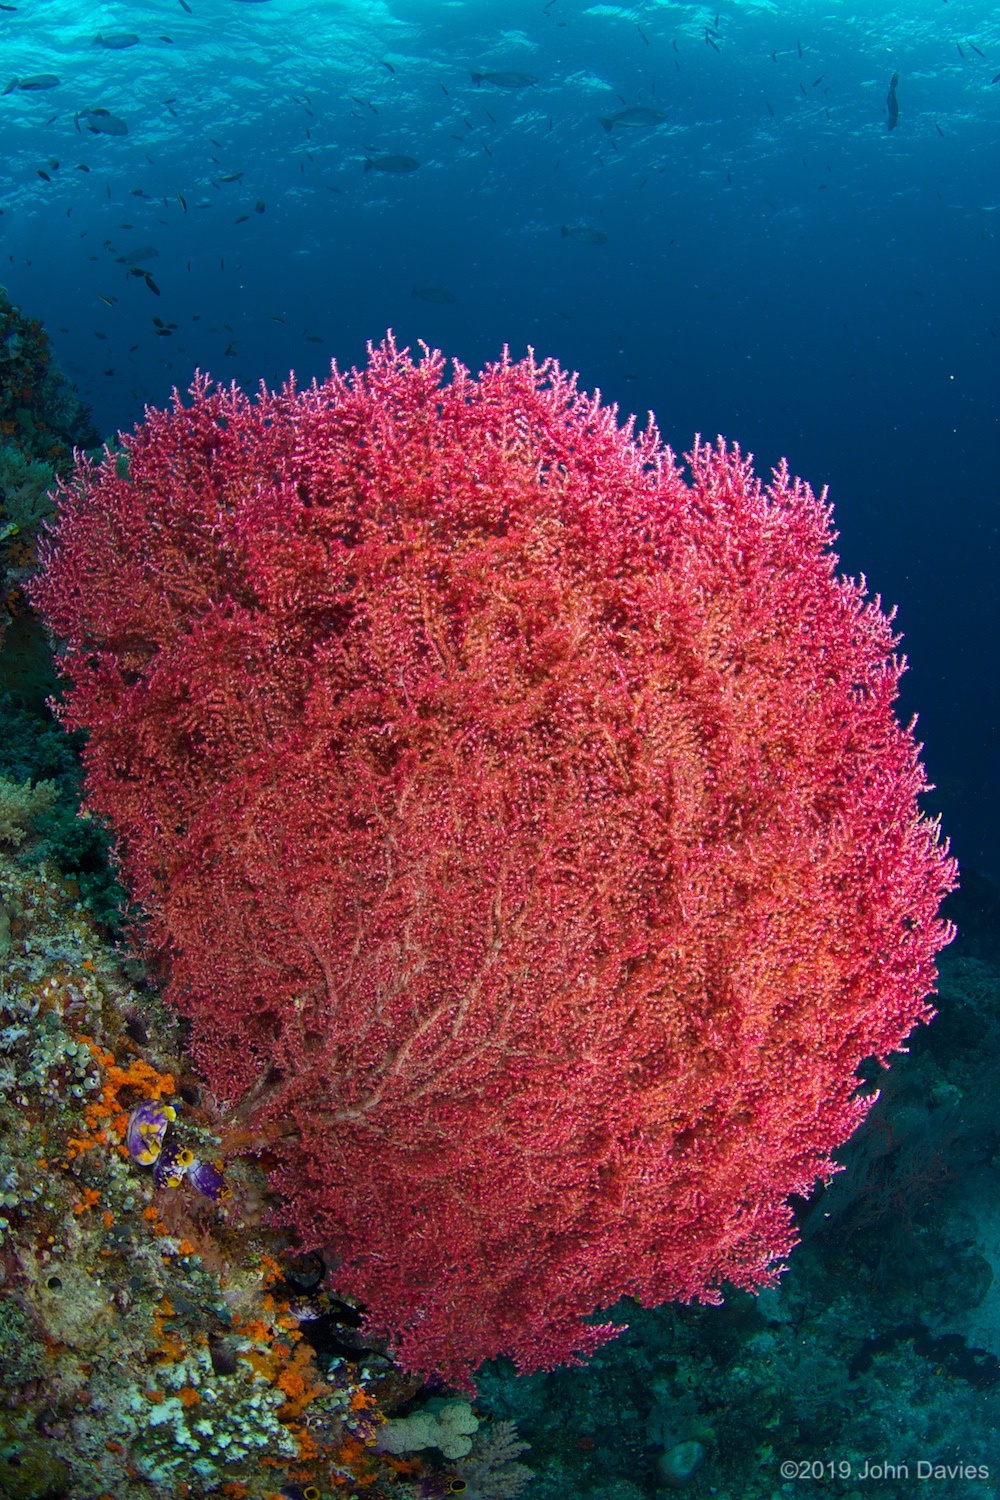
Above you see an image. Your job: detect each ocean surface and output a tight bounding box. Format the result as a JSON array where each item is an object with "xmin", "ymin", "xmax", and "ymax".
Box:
[{"xmin": 1, "ymin": 0, "xmax": 999, "ymax": 1495}]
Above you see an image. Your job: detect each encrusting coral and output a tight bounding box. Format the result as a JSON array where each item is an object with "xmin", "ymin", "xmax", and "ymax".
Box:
[{"xmin": 0, "ymin": 833, "xmax": 529, "ymax": 1496}]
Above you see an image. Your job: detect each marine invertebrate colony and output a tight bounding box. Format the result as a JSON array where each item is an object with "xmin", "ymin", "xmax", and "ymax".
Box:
[{"xmin": 31, "ymin": 336, "xmax": 956, "ymax": 1387}]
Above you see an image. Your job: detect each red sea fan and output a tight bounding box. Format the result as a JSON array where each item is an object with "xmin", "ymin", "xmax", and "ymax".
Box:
[{"xmin": 30, "ymin": 336, "xmax": 956, "ymax": 1388}]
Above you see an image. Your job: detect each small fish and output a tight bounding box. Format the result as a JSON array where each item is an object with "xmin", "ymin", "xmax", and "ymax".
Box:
[
  {"xmin": 217, "ymin": 171, "xmax": 243, "ymax": 182},
  {"xmin": 599, "ymin": 105, "xmax": 668, "ymax": 132},
  {"xmin": 363, "ymin": 153, "xmax": 419, "ymax": 172},
  {"xmin": 992, "ymin": 73, "xmax": 1000, "ymax": 84},
  {"xmin": 144, "ymin": 273, "xmax": 161, "ymax": 295},
  {"xmin": 160, "ymin": 35, "xmax": 174, "ymax": 42},
  {"xmin": 956, "ymin": 42, "xmax": 964, "ymax": 60},
  {"xmin": 813, "ymin": 74, "xmax": 825, "ymax": 87},
  {"xmin": 470, "ymin": 71, "xmax": 537, "ymax": 88},
  {"xmin": 98, "ymin": 294, "xmax": 118, "ymax": 306},
  {"xmin": 381, "ymin": 59, "xmax": 395, "ymax": 73},
  {"xmin": 304, "ymin": 334, "xmax": 323, "ymax": 342},
  {"xmin": 179, "ymin": 0, "xmax": 192, "ymax": 11},
  {"xmin": 75, "ymin": 162, "xmax": 90, "ymax": 171},
  {"xmin": 886, "ymin": 71, "xmax": 899, "ymax": 130},
  {"xmin": 19, "ymin": 74, "xmax": 60, "ymax": 90},
  {"xmin": 95, "ymin": 32, "xmax": 139, "ymax": 48},
  {"xmin": 234, "ymin": 214, "xmax": 249, "ymax": 222},
  {"xmin": 936, "ymin": 122, "xmax": 944, "ymax": 135},
  {"xmin": 412, "ymin": 285, "xmax": 456, "ymax": 303},
  {"xmin": 0, "ymin": 6, "xmax": 19, "ymax": 11},
  {"xmin": 36, "ymin": 168, "xmax": 51, "ymax": 181},
  {"xmin": 561, "ymin": 223, "xmax": 608, "ymax": 245},
  {"xmin": 255, "ymin": 199, "xmax": 265, "ymax": 213},
  {"xmin": 968, "ymin": 41, "xmax": 985, "ymax": 59},
  {"xmin": 178, "ymin": 193, "xmax": 187, "ymax": 211}
]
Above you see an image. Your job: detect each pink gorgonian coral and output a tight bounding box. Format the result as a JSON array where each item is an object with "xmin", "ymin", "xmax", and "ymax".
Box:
[{"xmin": 31, "ymin": 336, "xmax": 956, "ymax": 1388}]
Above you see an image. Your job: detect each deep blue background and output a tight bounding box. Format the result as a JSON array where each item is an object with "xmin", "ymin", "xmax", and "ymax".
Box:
[{"xmin": 2, "ymin": 0, "xmax": 997, "ymax": 874}]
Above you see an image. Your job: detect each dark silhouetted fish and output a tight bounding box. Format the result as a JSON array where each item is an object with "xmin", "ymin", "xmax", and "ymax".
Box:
[
  {"xmin": 115, "ymin": 245, "xmax": 158, "ymax": 263},
  {"xmin": 412, "ymin": 286, "xmax": 456, "ymax": 303},
  {"xmin": 886, "ymin": 72, "xmax": 899, "ymax": 130},
  {"xmin": 95, "ymin": 33, "xmax": 139, "ymax": 48},
  {"xmin": 599, "ymin": 105, "xmax": 668, "ymax": 131},
  {"xmin": 471, "ymin": 70, "xmax": 537, "ymax": 88},
  {"xmin": 79, "ymin": 107, "xmax": 129, "ymax": 135},
  {"xmin": 364, "ymin": 154, "xmax": 419, "ymax": 172},
  {"xmin": 17, "ymin": 74, "xmax": 60, "ymax": 90},
  {"xmin": 561, "ymin": 224, "xmax": 608, "ymax": 245}
]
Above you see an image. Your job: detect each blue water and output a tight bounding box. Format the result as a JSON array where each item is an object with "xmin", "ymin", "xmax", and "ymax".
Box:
[{"xmin": 3, "ymin": 1, "xmax": 998, "ymax": 881}]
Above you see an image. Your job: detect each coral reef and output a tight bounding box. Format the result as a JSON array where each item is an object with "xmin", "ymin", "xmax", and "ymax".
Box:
[
  {"xmin": 378, "ymin": 1398, "xmax": 480, "ymax": 1460},
  {"xmin": 454, "ymin": 1420, "xmax": 533, "ymax": 1500},
  {"xmin": 471, "ymin": 932, "xmax": 1000, "ymax": 1500},
  {"xmin": 31, "ymin": 336, "xmax": 955, "ymax": 1386},
  {"xmin": 0, "ymin": 286, "xmax": 100, "ymax": 705},
  {"xmin": 0, "ymin": 831, "xmax": 529, "ymax": 1495},
  {"xmin": 0, "ymin": 288, "xmax": 98, "ymax": 467}
]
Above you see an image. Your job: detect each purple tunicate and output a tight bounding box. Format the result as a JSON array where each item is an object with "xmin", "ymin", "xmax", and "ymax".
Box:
[
  {"xmin": 188, "ymin": 1157, "xmax": 227, "ymax": 1200},
  {"xmin": 125, "ymin": 1100, "xmax": 176, "ymax": 1165},
  {"xmin": 153, "ymin": 1139, "xmax": 195, "ymax": 1189}
]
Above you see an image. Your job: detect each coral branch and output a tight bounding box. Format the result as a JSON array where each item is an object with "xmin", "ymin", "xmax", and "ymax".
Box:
[{"xmin": 31, "ymin": 336, "xmax": 956, "ymax": 1388}]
